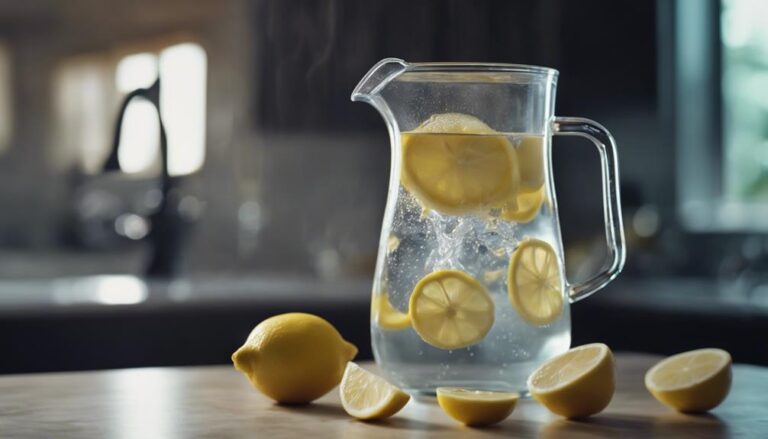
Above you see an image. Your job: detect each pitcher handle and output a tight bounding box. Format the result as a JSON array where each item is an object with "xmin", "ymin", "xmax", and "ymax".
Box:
[{"xmin": 552, "ymin": 117, "xmax": 626, "ymax": 303}]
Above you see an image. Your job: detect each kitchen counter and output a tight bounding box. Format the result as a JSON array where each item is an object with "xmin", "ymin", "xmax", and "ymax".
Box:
[
  {"xmin": 1, "ymin": 354, "xmax": 764, "ymax": 438},
  {"xmin": 2, "ymin": 275, "xmax": 768, "ymax": 374}
]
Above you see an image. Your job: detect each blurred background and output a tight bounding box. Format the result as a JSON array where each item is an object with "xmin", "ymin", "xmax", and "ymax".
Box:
[{"xmin": 1, "ymin": 0, "xmax": 767, "ymax": 373}]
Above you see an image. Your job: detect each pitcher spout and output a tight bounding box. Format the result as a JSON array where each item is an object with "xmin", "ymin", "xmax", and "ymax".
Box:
[{"xmin": 351, "ymin": 58, "xmax": 407, "ymax": 103}]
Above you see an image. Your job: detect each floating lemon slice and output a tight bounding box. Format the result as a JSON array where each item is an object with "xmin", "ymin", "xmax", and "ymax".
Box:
[
  {"xmin": 528, "ymin": 343, "xmax": 615, "ymax": 418},
  {"xmin": 508, "ymin": 238, "xmax": 564, "ymax": 325},
  {"xmin": 414, "ymin": 112, "xmax": 498, "ymax": 135},
  {"xmin": 409, "ymin": 269, "xmax": 494, "ymax": 350},
  {"xmin": 645, "ymin": 348, "xmax": 732, "ymax": 413},
  {"xmin": 401, "ymin": 113, "xmax": 519, "ymax": 215},
  {"xmin": 340, "ymin": 362, "xmax": 411, "ymax": 421},
  {"xmin": 436, "ymin": 387, "xmax": 519, "ymax": 427},
  {"xmin": 500, "ymin": 186, "xmax": 545, "ymax": 223},
  {"xmin": 515, "ymin": 135, "xmax": 546, "ymax": 193},
  {"xmin": 371, "ymin": 291, "xmax": 411, "ymax": 330}
]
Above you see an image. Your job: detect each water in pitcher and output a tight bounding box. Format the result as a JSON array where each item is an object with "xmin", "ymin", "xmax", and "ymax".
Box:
[{"xmin": 371, "ymin": 122, "xmax": 571, "ymax": 396}]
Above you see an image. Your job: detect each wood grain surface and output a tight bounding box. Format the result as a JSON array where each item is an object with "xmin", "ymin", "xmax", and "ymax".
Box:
[{"xmin": 0, "ymin": 354, "xmax": 765, "ymax": 438}]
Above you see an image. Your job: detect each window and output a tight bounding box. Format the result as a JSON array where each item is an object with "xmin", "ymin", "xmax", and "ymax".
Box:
[
  {"xmin": 721, "ymin": 0, "xmax": 768, "ymax": 200},
  {"xmin": 674, "ymin": 0, "xmax": 768, "ymax": 231},
  {"xmin": 53, "ymin": 41, "xmax": 207, "ymax": 177}
]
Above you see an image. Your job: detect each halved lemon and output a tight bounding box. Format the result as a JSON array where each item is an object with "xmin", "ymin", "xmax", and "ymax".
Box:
[
  {"xmin": 515, "ymin": 135, "xmax": 546, "ymax": 193},
  {"xmin": 401, "ymin": 113, "xmax": 519, "ymax": 215},
  {"xmin": 409, "ymin": 269, "xmax": 494, "ymax": 350},
  {"xmin": 371, "ymin": 291, "xmax": 411, "ymax": 330},
  {"xmin": 339, "ymin": 362, "xmax": 411, "ymax": 420},
  {"xmin": 528, "ymin": 343, "xmax": 615, "ymax": 418},
  {"xmin": 645, "ymin": 348, "xmax": 732, "ymax": 413},
  {"xmin": 500, "ymin": 186, "xmax": 545, "ymax": 223},
  {"xmin": 508, "ymin": 238, "xmax": 564, "ymax": 325},
  {"xmin": 436, "ymin": 387, "xmax": 519, "ymax": 427}
]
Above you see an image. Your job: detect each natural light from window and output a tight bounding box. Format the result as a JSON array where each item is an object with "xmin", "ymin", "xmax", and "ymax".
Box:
[
  {"xmin": 721, "ymin": 0, "xmax": 768, "ymax": 200},
  {"xmin": 160, "ymin": 43, "xmax": 207, "ymax": 177},
  {"xmin": 115, "ymin": 43, "xmax": 207, "ymax": 176},
  {"xmin": 116, "ymin": 52, "xmax": 160, "ymax": 173}
]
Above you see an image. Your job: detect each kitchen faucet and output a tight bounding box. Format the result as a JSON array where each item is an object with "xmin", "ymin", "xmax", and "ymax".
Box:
[{"xmin": 104, "ymin": 78, "xmax": 194, "ymax": 278}]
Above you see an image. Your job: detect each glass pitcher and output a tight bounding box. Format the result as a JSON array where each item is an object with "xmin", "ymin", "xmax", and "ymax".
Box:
[{"xmin": 352, "ymin": 58, "xmax": 625, "ymax": 395}]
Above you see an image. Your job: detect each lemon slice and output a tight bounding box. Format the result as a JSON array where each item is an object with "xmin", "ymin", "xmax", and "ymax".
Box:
[
  {"xmin": 500, "ymin": 186, "xmax": 545, "ymax": 223},
  {"xmin": 401, "ymin": 113, "xmax": 519, "ymax": 215},
  {"xmin": 528, "ymin": 343, "xmax": 615, "ymax": 418},
  {"xmin": 409, "ymin": 269, "xmax": 494, "ymax": 350},
  {"xmin": 371, "ymin": 291, "xmax": 411, "ymax": 330},
  {"xmin": 436, "ymin": 387, "xmax": 519, "ymax": 427},
  {"xmin": 645, "ymin": 348, "xmax": 732, "ymax": 413},
  {"xmin": 515, "ymin": 135, "xmax": 546, "ymax": 193},
  {"xmin": 339, "ymin": 362, "xmax": 411, "ymax": 420},
  {"xmin": 507, "ymin": 238, "xmax": 564, "ymax": 325},
  {"xmin": 414, "ymin": 113, "xmax": 498, "ymax": 134}
]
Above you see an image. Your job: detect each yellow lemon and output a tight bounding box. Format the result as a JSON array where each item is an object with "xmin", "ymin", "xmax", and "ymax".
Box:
[
  {"xmin": 401, "ymin": 113, "xmax": 519, "ymax": 215},
  {"xmin": 528, "ymin": 343, "xmax": 615, "ymax": 418},
  {"xmin": 371, "ymin": 291, "xmax": 411, "ymax": 330},
  {"xmin": 409, "ymin": 269, "xmax": 494, "ymax": 350},
  {"xmin": 508, "ymin": 238, "xmax": 564, "ymax": 325},
  {"xmin": 340, "ymin": 362, "xmax": 411, "ymax": 420},
  {"xmin": 515, "ymin": 135, "xmax": 546, "ymax": 193},
  {"xmin": 231, "ymin": 313, "xmax": 358, "ymax": 404},
  {"xmin": 645, "ymin": 348, "xmax": 732, "ymax": 413},
  {"xmin": 436, "ymin": 387, "xmax": 519, "ymax": 427},
  {"xmin": 500, "ymin": 186, "xmax": 545, "ymax": 223}
]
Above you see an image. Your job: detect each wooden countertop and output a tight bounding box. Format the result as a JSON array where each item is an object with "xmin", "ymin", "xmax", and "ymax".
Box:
[{"xmin": 1, "ymin": 354, "xmax": 765, "ymax": 438}]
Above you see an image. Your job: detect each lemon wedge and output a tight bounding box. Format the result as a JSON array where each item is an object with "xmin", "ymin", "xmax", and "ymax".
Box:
[
  {"xmin": 340, "ymin": 362, "xmax": 411, "ymax": 420},
  {"xmin": 371, "ymin": 291, "xmax": 411, "ymax": 330},
  {"xmin": 508, "ymin": 238, "xmax": 564, "ymax": 325},
  {"xmin": 645, "ymin": 348, "xmax": 732, "ymax": 413},
  {"xmin": 528, "ymin": 343, "xmax": 615, "ymax": 418},
  {"xmin": 401, "ymin": 113, "xmax": 519, "ymax": 215},
  {"xmin": 409, "ymin": 269, "xmax": 495, "ymax": 350},
  {"xmin": 436, "ymin": 387, "xmax": 519, "ymax": 427}
]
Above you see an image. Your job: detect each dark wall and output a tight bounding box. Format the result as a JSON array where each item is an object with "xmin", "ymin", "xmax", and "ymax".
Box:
[
  {"xmin": 249, "ymin": 0, "xmax": 664, "ymax": 281},
  {"xmin": 252, "ymin": 0, "xmax": 657, "ymax": 132}
]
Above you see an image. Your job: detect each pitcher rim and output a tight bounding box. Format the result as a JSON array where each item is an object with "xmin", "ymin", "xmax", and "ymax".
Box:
[{"xmin": 406, "ymin": 61, "xmax": 559, "ymax": 77}]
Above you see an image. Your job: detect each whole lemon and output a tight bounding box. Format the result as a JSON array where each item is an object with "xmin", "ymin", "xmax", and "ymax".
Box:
[{"xmin": 231, "ymin": 313, "xmax": 358, "ymax": 404}]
